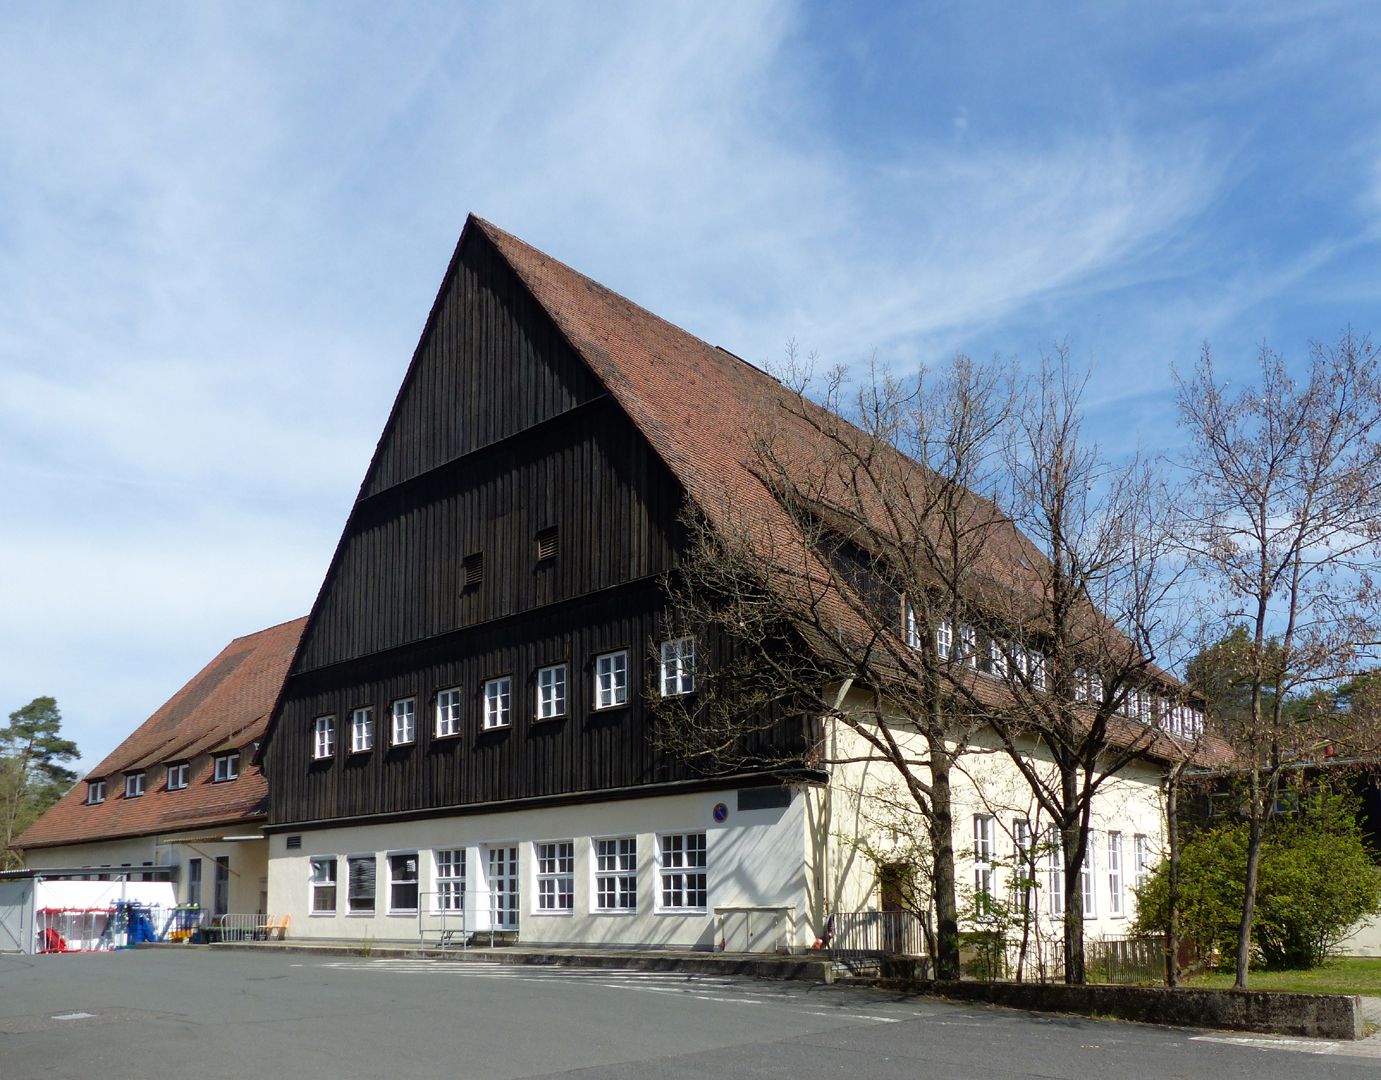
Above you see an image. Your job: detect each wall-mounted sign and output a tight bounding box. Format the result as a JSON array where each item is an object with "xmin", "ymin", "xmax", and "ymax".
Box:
[{"xmin": 712, "ymin": 802, "xmax": 729, "ymax": 824}]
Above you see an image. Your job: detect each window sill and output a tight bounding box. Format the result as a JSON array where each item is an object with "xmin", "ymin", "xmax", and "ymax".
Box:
[
  {"xmin": 655, "ymin": 909, "xmax": 708, "ymax": 916},
  {"xmin": 592, "ymin": 703, "xmax": 630, "ymax": 714},
  {"xmin": 433, "ymin": 730, "xmax": 463, "ymax": 741},
  {"xmin": 345, "ymin": 911, "xmax": 377, "ymax": 917},
  {"xmin": 532, "ymin": 713, "xmax": 567, "ymax": 723},
  {"xmin": 531, "ymin": 909, "xmax": 575, "ymax": 917},
  {"xmin": 591, "ymin": 909, "xmax": 639, "ymax": 916},
  {"xmin": 309, "ymin": 911, "xmax": 337, "ymax": 918},
  {"xmin": 480, "ymin": 724, "xmax": 512, "ymax": 733},
  {"xmin": 349, "ymin": 748, "xmax": 373, "ymax": 755},
  {"xmin": 387, "ymin": 910, "xmax": 419, "ymax": 917}
]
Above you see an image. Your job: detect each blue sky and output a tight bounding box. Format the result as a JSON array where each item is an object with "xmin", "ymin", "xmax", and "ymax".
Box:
[{"xmin": 3, "ymin": 2, "xmax": 1380, "ymax": 769}]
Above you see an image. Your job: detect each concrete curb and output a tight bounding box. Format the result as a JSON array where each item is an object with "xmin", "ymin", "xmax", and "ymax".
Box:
[{"xmin": 206, "ymin": 940, "xmax": 835, "ymax": 982}]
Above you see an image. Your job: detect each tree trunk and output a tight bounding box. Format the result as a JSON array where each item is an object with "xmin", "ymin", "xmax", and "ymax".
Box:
[
  {"xmin": 929, "ymin": 738, "xmax": 961, "ymax": 980},
  {"xmin": 1234, "ymin": 769, "xmax": 1264, "ymax": 989},
  {"xmin": 1061, "ymin": 782, "xmax": 1086, "ymax": 985},
  {"xmin": 1165, "ymin": 774, "xmax": 1180, "ymax": 987}
]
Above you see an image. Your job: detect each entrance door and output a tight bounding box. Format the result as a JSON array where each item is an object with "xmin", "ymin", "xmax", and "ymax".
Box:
[
  {"xmin": 187, "ymin": 858, "xmax": 202, "ymax": 910},
  {"xmin": 486, "ymin": 846, "xmax": 519, "ymax": 930},
  {"xmin": 214, "ymin": 857, "xmax": 230, "ymax": 917}
]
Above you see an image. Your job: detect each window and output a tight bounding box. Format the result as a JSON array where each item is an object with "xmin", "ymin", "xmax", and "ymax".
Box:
[
  {"xmin": 166, "ymin": 763, "xmax": 189, "ymax": 791},
  {"xmin": 483, "ymin": 678, "xmax": 512, "ymax": 729},
  {"xmin": 1012, "ymin": 819, "xmax": 1034, "ymax": 892},
  {"xmin": 310, "ymin": 857, "xmax": 337, "ymax": 914},
  {"xmin": 1073, "ymin": 668, "xmax": 1089, "ymax": 702},
  {"xmin": 973, "ymin": 814, "xmax": 996, "ymax": 908},
  {"xmin": 388, "ymin": 852, "xmax": 419, "ymax": 912},
  {"xmin": 595, "ymin": 837, "xmax": 637, "ymax": 912},
  {"xmin": 536, "ymin": 526, "xmax": 558, "ymax": 561},
  {"xmin": 213, "ymin": 752, "xmax": 239, "ymax": 782},
  {"xmin": 1136, "ymin": 692, "xmax": 1152, "ymax": 725},
  {"xmin": 1107, "ymin": 832, "xmax": 1124, "ymax": 917},
  {"xmin": 903, "ymin": 601, "xmax": 922, "ymax": 649},
  {"xmin": 313, "ymin": 715, "xmax": 335, "ymax": 759},
  {"xmin": 536, "ymin": 664, "xmax": 567, "ymax": 720},
  {"xmin": 351, "ymin": 707, "xmax": 374, "ymax": 752},
  {"xmin": 187, "ymin": 857, "xmax": 202, "ymax": 908},
  {"xmin": 1045, "ymin": 828, "xmax": 1064, "ymax": 916},
  {"xmin": 985, "ymin": 638, "xmax": 1008, "ymax": 677},
  {"xmin": 935, "ymin": 617, "xmax": 953, "ymax": 660},
  {"xmin": 435, "ymin": 688, "xmax": 462, "ymax": 738},
  {"xmin": 658, "ymin": 832, "xmax": 707, "ymax": 910},
  {"xmin": 959, "ymin": 624, "xmax": 978, "ymax": 668},
  {"xmin": 1081, "ymin": 845, "xmax": 1097, "ymax": 918},
  {"xmin": 435, "ymin": 849, "xmax": 466, "ymax": 911},
  {"xmin": 1029, "ymin": 651, "xmax": 1047, "ymax": 691},
  {"xmin": 124, "ymin": 772, "xmax": 145, "ymax": 798},
  {"xmin": 536, "ymin": 841, "xmax": 575, "ymax": 912},
  {"xmin": 391, "ymin": 698, "xmax": 416, "ymax": 745},
  {"xmin": 595, "ymin": 650, "xmax": 629, "ymax": 709},
  {"xmin": 347, "ymin": 855, "xmax": 376, "ymax": 913},
  {"xmin": 1133, "ymin": 834, "xmax": 1152, "ymax": 892},
  {"xmin": 659, "ymin": 637, "xmax": 696, "ymax": 697},
  {"xmin": 86, "ymin": 780, "xmax": 105, "ymax": 804}
]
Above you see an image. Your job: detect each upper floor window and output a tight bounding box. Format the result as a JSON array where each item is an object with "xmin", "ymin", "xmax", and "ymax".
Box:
[
  {"xmin": 313, "ymin": 715, "xmax": 335, "ymax": 760},
  {"xmin": 536, "ymin": 664, "xmax": 567, "ymax": 720},
  {"xmin": 351, "ymin": 707, "xmax": 374, "ymax": 753},
  {"xmin": 124, "ymin": 772, "xmax": 146, "ymax": 799},
  {"xmin": 166, "ymin": 763, "xmax": 189, "ymax": 791},
  {"xmin": 904, "ymin": 601, "xmax": 922, "ymax": 650},
  {"xmin": 483, "ymin": 678, "xmax": 512, "ymax": 729},
  {"xmin": 213, "ymin": 752, "xmax": 240, "ymax": 783},
  {"xmin": 595, "ymin": 650, "xmax": 629, "ymax": 710},
  {"xmin": 985, "ymin": 638, "xmax": 1008, "ymax": 677},
  {"xmin": 935, "ymin": 618, "xmax": 953, "ymax": 660},
  {"xmin": 435, "ymin": 688, "xmax": 462, "ymax": 738},
  {"xmin": 659, "ymin": 637, "xmax": 696, "ymax": 697},
  {"xmin": 86, "ymin": 780, "xmax": 106, "ymax": 804},
  {"xmin": 958, "ymin": 624, "xmax": 978, "ymax": 668},
  {"xmin": 391, "ymin": 698, "xmax": 416, "ymax": 745}
]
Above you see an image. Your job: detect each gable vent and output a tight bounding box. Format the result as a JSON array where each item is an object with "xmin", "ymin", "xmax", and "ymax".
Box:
[
  {"xmin": 536, "ymin": 527, "xmax": 558, "ymax": 562},
  {"xmin": 462, "ymin": 552, "xmax": 483, "ymax": 589},
  {"xmin": 285, "ymin": 835, "xmax": 302, "ymax": 850}
]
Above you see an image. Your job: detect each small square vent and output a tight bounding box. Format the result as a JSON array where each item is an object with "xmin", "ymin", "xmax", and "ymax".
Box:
[
  {"xmin": 536, "ymin": 527, "xmax": 558, "ymax": 562},
  {"xmin": 285, "ymin": 835, "xmax": 302, "ymax": 850},
  {"xmin": 462, "ymin": 552, "xmax": 483, "ymax": 589}
]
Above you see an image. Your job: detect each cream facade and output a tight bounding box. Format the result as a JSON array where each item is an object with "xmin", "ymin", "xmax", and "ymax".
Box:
[{"xmin": 268, "ymin": 785, "xmax": 814, "ymax": 950}]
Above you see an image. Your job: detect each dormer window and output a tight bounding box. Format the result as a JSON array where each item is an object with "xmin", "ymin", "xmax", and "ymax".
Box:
[
  {"xmin": 124, "ymin": 772, "xmax": 146, "ymax": 799},
  {"xmin": 86, "ymin": 780, "xmax": 106, "ymax": 804},
  {"xmin": 213, "ymin": 752, "xmax": 240, "ymax": 782},
  {"xmin": 166, "ymin": 763, "xmax": 189, "ymax": 791}
]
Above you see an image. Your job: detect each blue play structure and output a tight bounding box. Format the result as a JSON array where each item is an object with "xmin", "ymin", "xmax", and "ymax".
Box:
[{"xmin": 108, "ymin": 901, "xmax": 160, "ymax": 948}]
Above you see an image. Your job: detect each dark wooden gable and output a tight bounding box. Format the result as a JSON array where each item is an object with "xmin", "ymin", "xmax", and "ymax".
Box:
[{"xmin": 262, "ymin": 221, "xmax": 751, "ymax": 827}]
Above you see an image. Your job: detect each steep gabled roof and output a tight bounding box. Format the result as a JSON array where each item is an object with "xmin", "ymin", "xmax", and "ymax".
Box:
[{"xmin": 18, "ymin": 617, "xmax": 306, "ymax": 850}]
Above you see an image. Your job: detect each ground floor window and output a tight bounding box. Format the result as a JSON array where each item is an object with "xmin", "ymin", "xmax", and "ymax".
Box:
[
  {"xmin": 536, "ymin": 841, "xmax": 574, "ymax": 912},
  {"xmin": 595, "ymin": 837, "xmax": 637, "ymax": 911},
  {"xmin": 658, "ymin": 832, "xmax": 707, "ymax": 911},
  {"xmin": 348, "ymin": 855, "xmax": 376, "ymax": 913},
  {"xmin": 389, "ymin": 852, "xmax": 419, "ymax": 912},
  {"xmin": 311, "ymin": 857, "xmax": 337, "ymax": 913},
  {"xmin": 435, "ymin": 849, "xmax": 465, "ymax": 911}
]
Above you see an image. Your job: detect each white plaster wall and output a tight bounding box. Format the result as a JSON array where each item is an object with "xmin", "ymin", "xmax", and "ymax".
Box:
[
  {"xmin": 1338, "ymin": 915, "xmax": 1381, "ymax": 957},
  {"xmin": 268, "ymin": 786, "xmax": 812, "ymax": 950},
  {"xmin": 821, "ymin": 715, "xmax": 1168, "ymax": 948}
]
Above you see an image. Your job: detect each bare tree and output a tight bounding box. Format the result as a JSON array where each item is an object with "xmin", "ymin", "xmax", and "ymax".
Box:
[
  {"xmin": 1176, "ymin": 333, "xmax": 1381, "ymax": 989},
  {"xmin": 654, "ymin": 353, "xmax": 1013, "ymax": 980},
  {"xmin": 933, "ymin": 354, "xmax": 1194, "ymax": 984}
]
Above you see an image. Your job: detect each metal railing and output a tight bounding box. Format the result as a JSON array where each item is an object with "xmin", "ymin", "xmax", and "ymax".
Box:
[
  {"xmin": 827, "ymin": 910, "xmax": 930, "ymax": 973},
  {"xmin": 1085, "ymin": 934, "xmax": 1166, "ymax": 984},
  {"xmin": 202, "ymin": 913, "xmax": 283, "ymax": 942},
  {"xmin": 418, "ymin": 892, "xmax": 469, "ymax": 948}
]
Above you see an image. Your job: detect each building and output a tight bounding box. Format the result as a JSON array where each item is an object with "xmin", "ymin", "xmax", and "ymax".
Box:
[
  {"xmin": 258, "ymin": 215, "xmax": 1209, "ymax": 955},
  {"xmin": 13, "ymin": 617, "xmax": 306, "ymax": 941}
]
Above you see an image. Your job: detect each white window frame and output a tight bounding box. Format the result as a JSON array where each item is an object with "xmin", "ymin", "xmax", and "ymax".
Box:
[
  {"xmin": 594, "ymin": 836, "xmax": 637, "ymax": 913},
  {"xmin": 351, "ymin": 707, "xmax": 374, "ymax": 753},
  {"xmin": 1081, "ymin": 844, "xmax": 1097, "ymax": 919},
  {"xmin": 659, "ymin": 637, "xmax": 697, "ymax": 697},
  {"xmin": 904, "ymin": 600, "xmax": 922, "ymax": 650},
  {"xmin": 309, "ymin": 856, "xmax": 337, "ymax": 914},
  {"xmin": 166, "ymin": 763, "xmax": 189, "ymax": 791},
  {"xmin": 986, "ymin": 637, "xmax": 1008, "ymax": 677},
  {"xmin": 1073, "ymin": 667, "xmax": 1089, "ymax": 702},
  {"xmin": 1133, "ymin": 834, "xmax": 1152, "ymax": 892},
  {"xmin": 959, "ymin": 624, "xmax": 978, "ymax": 668},
  {"xmin": 87, "ymin": 780, "xmax": 105, "ymax": 804},
  {"xmin": 973, "ymin": 814, "xmax": 996, "ymax": 907},
  {"xmin": 535, "ymin": 840, "xmax": 575, "ymax": 913},
  {"xmin": 1045, "ymin": 828, "xmax": 1064, "ymax": 916},
  {"xmin": 1029, "ymin": 651, "xmax": 1046, "ymax": 691},
  {"xmin": 483, "ymin": 677, "xmax": 513, "ymax": 730},
  {"xmin": 657, "ymin": 832, "xmax": 707, "ymax": 912},
  {"xmin": 435, "ymin": 688, "xmax": 462, "ymax": 738},
  {"xmin": 1107, "ymin": 831, "xmax": 1124, "ymax": 918},
  {"xmin": 536, "ymin": 664, "xmax": 568, "ymax": 720},
  {"xmin": 124, "ymin": 772, "xmax": 145, "ymax": 799},
  {"xmin": 213, "ymin": 752, "xmax": 239, "ymax": 783},
  {"xmin": 595, "ymin": 650, "xmax": 629, "ymax": 710},
  {"xmin": 391, "ymin": 698, "xmax": 416, "ymax": 745},
  {"xmin": 313, "ymin": 715, "xmax": 335, "ymax": 759},
  {"xmin": 434, "ymin": 849, "xmax": 466, "ymax": 912},
  {"xmin": 387, "ymin": 851, "xmax": 419, "ymax": 914},
  {"xmin": 346, "ymin": 853, "xmax": 376, "ymax": 914}
]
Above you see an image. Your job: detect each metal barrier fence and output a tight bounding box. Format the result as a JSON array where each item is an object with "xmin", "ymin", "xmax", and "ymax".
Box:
[
  {"xmin": 827, "ymin": 910, "xmax": 930, "ymax": 973},
  {"xmin": 36, "ymin": 902, "xmax": 190, "ymax": 952},
  {"xmin": 1085, "ymin": 935, "xmax": 1166, "ymax": 984}
]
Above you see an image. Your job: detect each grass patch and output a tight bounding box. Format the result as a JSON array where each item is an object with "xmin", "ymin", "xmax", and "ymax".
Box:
[{"xmin": 1184, "ymin": 957, "xmax": 1381, "ymax": 996}]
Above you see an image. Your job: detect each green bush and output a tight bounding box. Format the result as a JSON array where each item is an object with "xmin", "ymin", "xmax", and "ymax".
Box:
[{"xmin": 1134, "ymin": 787, "xmax": 1381, "ymax": 970}]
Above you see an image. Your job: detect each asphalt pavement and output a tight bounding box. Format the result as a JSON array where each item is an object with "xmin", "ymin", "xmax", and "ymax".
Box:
[{"xmin": 0, "ymin": 948, "xmax": 1377, "ymax": 1079}]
